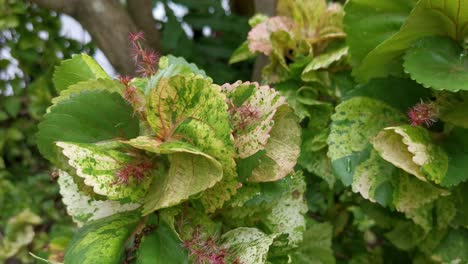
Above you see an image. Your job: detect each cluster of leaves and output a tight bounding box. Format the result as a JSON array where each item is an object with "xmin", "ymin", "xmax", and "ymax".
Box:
[
  {"xmin": 0, "ymin": 1, "xmax": 95, "ymax": 262},
  {"xmin": 34, "ymin": 27, "xmax": 308, "ymax": 262},
  {"xmin": 232, "ymin": 0, "xmax": 468, "ymax": 263}
]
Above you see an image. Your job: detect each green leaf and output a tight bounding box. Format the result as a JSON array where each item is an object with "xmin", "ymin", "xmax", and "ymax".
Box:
[
  {"xmin": 64, "ymin": 211, "xmax": 140, "ymax": 264},
  {"xmin": 302, "ymin": 45, "xmax": 348, "ymax": 74},
  {"xmin": 353, "ymin": 0, "xmax": 468, "ymax": 82},
  {"xmin": 403, "ymin": 36, "xmax": 468, "ymax": 92},
  {"xmin": 147, "ymin": 75, "xmax": 236, "ymax": 211},
  {"xmin": 124, "ymin": 139, "xmax": 224, "ymax": 215},
  {"xmin": 429, "ymin": 229, "xmax": 468, "ymax": 263},
  {"xmin": 58, "ymin": 170, "xmax": 140, "ymax": 226},
  {"xmin": 392, "ymin": 174, "xmax": 446, "ymax": 214},
  {"xmin": 136, "ymin": 221, "xmax": 189, "ymax": 264},
  {"xmin": 436, "ymin": 91, "xmax": 468, "ymax": 128},
  {"xmin": 372, "ymin": 125, "xmax": 449, "ymax": 184},
  {"xmin": 290, "ymin": 222, "xmax": 335, "ymax": 264},
  {"xmin": 344, "ymin": 0, "xmax": 415, "ymax": 67},
  {"xmin": 385, "ymin": 220, "xmax": 425, "ymax": 250},
  {"xmin": 439, "ymin": 127, "xmax": 468, "ymax": 187},
  {"xmin": 53, "ymin": 54, "xmax": 109, "ymax": 93},
  {"xmin": 327, "ymin": 97, "xmax": 406, "ymax": 205},
  {"xmin": 229, "ymin": 41, "xmax": 256, "ymax": 64},
  {"xmin": 48, "ymin": 78, "xmax": 124, "ymax": 113},
  {"xmin": 36, "ymin": 90, "xmax": 139, "ymax": 165},
  {"xmin": 56, "ymin": 141, "xmax": 153, "ymax": 202},
  {"xmin": 343, "ymin": 77, "xmax": 431, "ymax": 111},
  {"xmin": 221, "ymin": 227, "xmax": 276, "ymax": 264}
]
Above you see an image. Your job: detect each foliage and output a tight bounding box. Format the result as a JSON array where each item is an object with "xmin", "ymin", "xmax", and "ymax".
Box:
[
  {"xmin": 34, "ymin": 28, "xmax": 302, "ymax": 262},
  {"xmin": 0, "ymin": 1, "xmax": 95, "ymax": 263},
  {"xmin": 231, "ymin": 0, "xmax": 468, "ymax": 263}
]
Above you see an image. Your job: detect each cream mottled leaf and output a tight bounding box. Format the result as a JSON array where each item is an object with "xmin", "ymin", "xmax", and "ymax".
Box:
[
  {"xmin": 221, "ymin": 227, "xmax": 276, "ymax": 264},
  {"xmin": 221, "ymin": 81, "xmax": 287, "ymax": 158},
  {"xmin": 327, "ymin": 97, "xmax": 406, "ymax": 205},
  {"xmin": 264, "ymin": 172, "xmax": 307, "ymax": 247},
  {"xmin": 121, "ymin": 138, "xmax": 224, "ymax": 214},
  {"xmin": 372, "ymin": 125, "xmax": 448, "ymax": 184},
  {"xmin": 147, "ymin": 74, "xmax": 236, "ymax": 211},
  {"xmin": 249, "ymin": 105, "xmax": 301, "ymax": 182},
  {"xmin": 56, "ymin": 141, "xmax": 152, "ymax": 202},
  {"xmin": 0, "ymin": 209, "xmax": 41, "ymax": 260},
  {"xmin": 393, "ymin": 174, "xmax": 447, "ymax": 214},
  {"xmin": 247, "ymin": 16, "xmax": 295, "ymax": 55},
  {"xmin": 58, "ymin": 170, "xmax": 140, "ymax": 226}
]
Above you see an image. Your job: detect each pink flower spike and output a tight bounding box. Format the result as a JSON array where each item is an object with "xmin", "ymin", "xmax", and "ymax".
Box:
[
  {"xmin": 129, "ymin": 31, "xmax": 145, "ymax": 42},
  {"xmin": 407, "ymin": 100, "xmax": 439, "ymax": 127}
]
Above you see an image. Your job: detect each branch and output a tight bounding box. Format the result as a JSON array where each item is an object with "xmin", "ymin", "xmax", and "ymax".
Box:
[{"xmin": 127, "ymin": 0, "xmax": 161, "ymax": 51}]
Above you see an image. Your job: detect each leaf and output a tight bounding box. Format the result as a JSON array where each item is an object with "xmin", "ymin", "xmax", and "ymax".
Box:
[
  {"xmin": 372, "ymin": 125, "xmax": 449, "ymax": 184},
  {"xmin": 403, "ymin": 36, "xmax": 468, "ymax": 92},
  {"xmin": 56, "ymin": 141, "xmax": 152, "ymax": 202},
  {"xmin": 36, "ymin": 90, "xmax": 139, "ymax": 165},
  {"xmin": 327, "ymin": 97, "xmax": 406, "ymax": 194},
  {"xmin": 221, "ymin": 81, "xmax": 287, "ymax": 158},
  {"xmin": 147, "ymin": 75, "xmax": 236, "ymax": 211},
  {"xmin": 290, "ymin": 222, "xmax": 335, "ymax": 264},
  {"xmin": 131, "ymin": 140, "xmax": 224, "ymax": 215},
  {"xmin": 353, "ymin": 0, "xmax": 468, "ymax": 82},
  {"xmin": 229, "ymin": 41, "xmax": 256, "ymax": 64},
  {"xmin": 145, "ymin": 55, "xmax": 207, "ymax": 94},
  {"xmin": 277, "ymin": 0, "xmax": 326, "ymax": 34},
  {"xmin": 220, "ymin": 227, "xmax": 276, "ymax": 264},
  {"xmin": 429, "ymin": 229, "xmax": 468, "ymax": 263},
  {"xmin": 58, "ymin": 170, "xmax": 140, "ymax": 226},
  {"xmin": 0, "ymin": 209, "xmax": 41, "ymax": 260},
  {"xmin": 48, "ymin": 78, "xmax": 124, "ymax": 113},
  {"xmin": 248, "ymin": 105, "xmax": 301, "ymax": 182},
  {"xmin": 392, "ymin": 174, "xmax": 446, "ymax": 214},
  {"xmin": 344, "ymin": 0, "xmax": 415, "ymax": 67},
  {"xmin": 247, "ymin": 16, "xmax": 295, "ymax": 56},
  {"xmin": 385, "ymin": 220, "xmax": 425, "ymax": 250},
  {"xmin": 53, "ymin": 54, "xmax": 109, "ymax": 93},
  {"xmin": 264, "ymin": 172, "xmax": 307, "ymax": 248},
  {"xmin": 436, "ymin": 91, "xmax": 468, "ymax": 128},
  {"xmin": 302, "ymin": 45, "xmax": 348, "ymax": 74},
  {"xmin": 136, "ymin": 221, "xmax": 189, "ymax": 264},
  {"xmin": 343, "ymin": 77, "xmax": 431, "ymax": 111},
  {"xmin": 438, "ymin": 127, "xmax": 468, "ymax": 187},
  {"xmin": 64, "ymin": 211, "xmax": 140, "ymax": 264}
]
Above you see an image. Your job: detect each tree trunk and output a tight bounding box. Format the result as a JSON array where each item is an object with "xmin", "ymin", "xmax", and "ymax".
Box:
[
  {"xmin": 251, "ymin": 0, "xmax": 277, "ymax": 82},
  {"xmin": 30, "ymin": 0, "xmax": 160, "ymax": 75}
]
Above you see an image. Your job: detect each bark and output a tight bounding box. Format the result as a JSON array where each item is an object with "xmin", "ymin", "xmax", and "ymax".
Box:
[{"xmin": 31, "ymin": 0, "xmax": 161, "ymax": 75}]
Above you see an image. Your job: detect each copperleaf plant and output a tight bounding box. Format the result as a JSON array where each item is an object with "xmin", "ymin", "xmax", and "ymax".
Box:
[
  {"xmin": 231, "ymin": 0, "xmax": 468, "ymax": 262},
  {"xmin": 36, "ymin": 31, "xmax": 303, "ymax": 263}
]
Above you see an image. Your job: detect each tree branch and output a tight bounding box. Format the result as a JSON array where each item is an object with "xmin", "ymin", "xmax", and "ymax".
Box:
[
  {"xmin": 31, "ymin": 0, "xmax": 162, "ymax": 75},
  {"xmin": 127, "ymin": 0, "xmax": 161, "ymax": 51}
]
